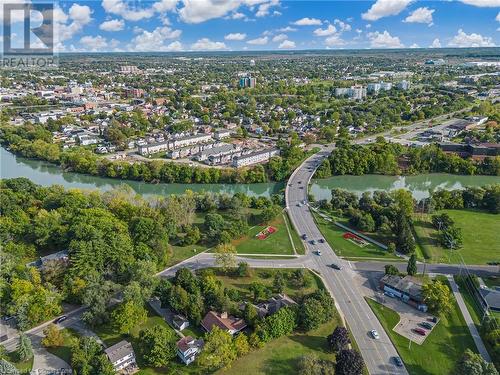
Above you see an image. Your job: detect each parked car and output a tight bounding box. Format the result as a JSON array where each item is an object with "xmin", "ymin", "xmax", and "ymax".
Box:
[
  {"xmin": 310, "ymin": 240, "xmax": 317, "ymax": 245},
  {"xmin": 319, "ymin": 238, "xmax": 325, "ymax": 243},
  {"xmin": 420, "ymin": 322, "xmax": 433, "ymax": 330},
  {"xmin": 413, "ymin": 328, "xmax": 426, "ymax": 336},
  {"xmin": 393, "ymin": 356, "xmax": 403, "ymax": 367},
  {"xmin": 298, "ymin": 181, "xmax": 302, "ymax": 184},
  {"xmin": 370, "ymin": 329, "xmax": 380, "ymax": 339},
  {"xmin": 429, "ymin": 316, "xmax": 438, "ymax": 323},
  {"xmin": 330, "ymin": 263, "xmax": 342, "ymax": 270},
  {"xmin": 302, "ymin": 234, "xmax": 308, "ymax": 240},
  {"xmin": 54, "ymin": 315, "xmax": 68, "ymax": 324},
  {"xmin": 316, "ymin": 250, "xmax": 322, "ymax": 256}
]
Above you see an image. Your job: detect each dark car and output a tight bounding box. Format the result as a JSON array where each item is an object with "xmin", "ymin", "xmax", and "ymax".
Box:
[
  {"xmin": 302, "ymin": 234, "xmax": 308, "ymax": 240},
  {"xmin": 428, "ymin": 316, "xmax": 438, "ymax": 323},
  {"xmin": 393, "ymin": 356, "xmax": 403, "ymax": 367},
  {"xmin": 298, "ymin": 181, "xmax": 302, "ymax": 184},
  {"xmin": 413, "ymin": 328, "xmax": 426, "ymax": 336},
  {"xmin": 420, "ymin": 322, "xmax": 433, "ymax": 330},
  {"xmin": 319, "ymin": 238, "xmax": 325, "ymax": 243},
  {"xmin": 330, "ymin": 263, "xmax": 342, "ymax": 270},
  {"xmin": 54, "ymin": 315, "xmax": 68, "ymax": 324},
  {"xmin": 310, "ymin": 240, "xmax": 317, "ymax": 245}
]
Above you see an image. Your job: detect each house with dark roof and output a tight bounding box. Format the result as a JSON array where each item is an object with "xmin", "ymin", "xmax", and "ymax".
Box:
[
  {"xmin": 176, "ymin": 336, "xmax": 204, "ymax": 365},
  {"xmin": 104, "ymin": 340, "xmax": 138, "ymax": 373},
  {"xmin": 247, "ymin": 294, "xmax": 297, "ymax": 318},
  {"xmin": 479, "ymin": 287, "xmax": 500, "ymax": 312},
  {"xmin": 379, "ymin": 275, "xmax": 428, "ymax": 312},
  {"xmin": 201, "ymin": 311, "xmax": 247, "ymax": 335},
  {"xmin": 172, "ymin": 314, "xmax": 190, "ymax": 331}
]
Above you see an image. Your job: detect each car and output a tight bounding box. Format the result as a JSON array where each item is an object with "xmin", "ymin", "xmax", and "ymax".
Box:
[
  {"xmin": 302, "ymin": 234, "xmax": 308, "ymax": 240},
  {"xmin": 413, "ymin": 328, "xmax": 426, "ymax": 336},
  {"xmin": 420, "ymin": 322, "xmax": 433, "ymax": 330},
  {"xmin": 384, "ymin": 291, "xmax": 395, "ymax": 298},
  {"xmin": 298, "ymin": 181, "xmax": 302, "ymax": 184},
  {"xmin": 299, "ymin": 186, "xmax": 304, "ymax": 189},
  {"xmin": 318, "ymin": 238, "xmax": 325, "ymax": 243},
  {"xmin": 54, "ymin": 315, "xmax": 68, "ymax": 324},
  {"xmin": 316, "ymin": 250, "xmax": 322, "ymax": 256},
  {"xmin": 330, "ymin": 263, "xmax": 342, "ymax": 270},
  {"xmin": 302, "ymin": 200, "xmax": 307, "ymax": 204},
  {"xmin": 297, "ymin": 203, "xmax": 302, "ymax": 207},
  {"xmin": 370, "ymin": 329, "xmax": 380, "ymax": 339},
  {"xmin": 429, "ymin": 316, "xmax": 438, "ymax": 323},
  {"xmin": 393, "ymin": 356, "xmax": 403, "ymax": 367},
  {"xmin": 2, "ymin": 316, "xmax": 14, "ymax": 322},
  {"xmin": 310, "ymin": 240, "xmax": 317, "ymax": 245}
]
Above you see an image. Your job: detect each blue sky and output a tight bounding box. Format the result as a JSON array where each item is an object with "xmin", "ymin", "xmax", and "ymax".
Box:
[{"xmin": 5, "ymin": 0, "xmax": 500, "ymax": 52}]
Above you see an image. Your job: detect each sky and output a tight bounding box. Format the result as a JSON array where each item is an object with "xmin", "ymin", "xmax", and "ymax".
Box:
[{"xmin": 3, "ymin": 0, "xmax": 500, "ymax": 52}]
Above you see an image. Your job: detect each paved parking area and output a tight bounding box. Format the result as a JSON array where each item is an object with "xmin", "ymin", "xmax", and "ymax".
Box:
[{"xmin": 372, "ymin": 293, "xmax": 438, "ymax": 345}]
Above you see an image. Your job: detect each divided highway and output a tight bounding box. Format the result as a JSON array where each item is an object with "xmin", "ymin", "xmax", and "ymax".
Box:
[{"xmin": 285, "ymin": 146, "xmax": 408, "ymax": 375}]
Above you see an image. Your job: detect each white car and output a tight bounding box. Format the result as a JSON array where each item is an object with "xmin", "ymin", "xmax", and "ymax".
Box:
[
  {"xmin": 316, "ymin": 250, "xmax": 322, "ymax": 256},
  {"xmin": 370, "ymin": 329, "xmax": 380, "ymax": 339}
]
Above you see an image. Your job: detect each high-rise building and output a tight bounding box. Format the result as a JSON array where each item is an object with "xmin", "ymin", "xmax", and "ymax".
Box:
[
  {"xmin": 397, "ymin": 80, "xmax": 411, "ymax": 90},
  {"xmin": 367, "ymin": 83, "xmax": 381, "ymax": 93},
  {"xmin": 239, "ymin": 76, "xmax": 256, "ymax": 88},
  {"xmin": 349, "ymin": 85, "xmax": 367, "ymax": 100}
]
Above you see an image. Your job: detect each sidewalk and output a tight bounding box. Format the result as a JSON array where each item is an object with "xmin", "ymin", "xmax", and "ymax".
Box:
[{"xmin": 447, "ymin": 275, "xmax": 492, "ymax": 362}]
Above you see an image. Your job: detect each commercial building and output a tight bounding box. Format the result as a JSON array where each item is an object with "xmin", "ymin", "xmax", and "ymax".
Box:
[
  {"xmin": 379, "ymin": 275, "xmax": 428, "ymax": 312},
  {"xmin": 176, "ymin": 336, "xmax": 204, "ymax": 365},
  {"xmin": 104, "ymin": 340, "xmax": 138, "ymax": 373},
  {"xmin": 439, "ymin": 142, "xmax": 500, "ymax": 160},
  {"xmin": 232, "ymin": 148, "xmax": 279, "ymax": 168}
]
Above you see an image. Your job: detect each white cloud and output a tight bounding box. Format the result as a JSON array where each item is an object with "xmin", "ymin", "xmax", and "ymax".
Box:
[
  {"xmin": 367, "ymin": 30, "xmax": 404, "ymax": 48},
  {"xmin": 325, "ymin": 35, "xmax": 346, "ymax": 47},
  {"xmin": 53, "ymin": 4, "xmax": 93, "ymax": 48},
  {"xmin": 129, "ymin": 26, "xmax": 182, "ymax": 51},
  {"xmin": 69, "ymin": 4, "xmax": 92, "ymax": 24},
  {"xmin": 496, "ymin": 11, "xmax": 500, "ymax": 21},
  {"xmin": 313, "ymin": 24, "xmax": 337, "ymax": 36},
  {"xmin": 334, "ymin": 19, "xmax": 351, "ymax": 32},
  {"xmin": 102, "ymin": 0, "xmax": 155, "ymax": 21},
  {"xmin": 410, "ymin": 43, "xmax": 419, "ymax": 48},
  {"xmin": 272, "ymin": 33, "xmax": 287, "ymax": 42},
  {"xmin": 229, "ymin": 11, "xmax": 245, "ymax": 19},
  {"xmin": 459, "ymin": 0, "xmax": 500, "ymax": 7},
  {"xmin": 153, "ymin": 0, "xmax": 178, "ymax": 12},
  {"xmin": 365, "ymin": 23, "xmax": 372, "ymax": 28},
  {"xmin": 278, "ymin": 26, "xmax": 297, "ymax": 32},
  {"xmin": 225, "ymin": 33, "xmax": 247, "ymax": 40},
  {"xmin": 191, "ymin": 38, "xmax": 228, "ymax": 50},
  {"xmin": 292, "ymin": 17, "xmax": 322, "ymax": 26},
  {"xmin": 404, "ymin": 7, "xmax": 434, "ymax": 25},
  {"xmin": 164, "ymin": 40, "xmax": 183, "ymax": 51},
  {"xmin": 255, "ymin": 0, "xmax": 280, "ymax": 17},
  {"xmin": 362, "ymin": 0, "xmax": 413, "ymax": 21},
  {"xmin": 180, "ymin": 0, "xmax": 275, "ymax": 23},
  {"xmin": 448, "ymin": 29, "xmax": 495, "ymax": 47},
  {"xmin": 99, "ymin": 19, "xmax": 125, "ymax": 31},
  {"xmin": 430, "ymin": 38, "xmax": 441, "ymax": 48},
  {"xmin": 247, "ymin": 36, "xmax": 269, "ymax": 45},
  {"xmin": 80, "ymin": 35, "xmax": 108, "ymax": 51},
  {"xmin": 278, "ymin": 39, "xmax": 296, "ymax": 49}
]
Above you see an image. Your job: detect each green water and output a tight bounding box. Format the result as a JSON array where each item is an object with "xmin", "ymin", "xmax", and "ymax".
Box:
[{"xmin": 1, "ymin": 147, "xmax": 498, "ymax": 199}]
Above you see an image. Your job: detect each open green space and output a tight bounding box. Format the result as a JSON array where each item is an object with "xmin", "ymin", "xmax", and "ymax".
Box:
[
  {"xmin": 313, "ymin": 212, "xmax": 399, "ymax": 260},
  {"xmin": 366, "ymin": 293, "xmax": 476, "ymax": 375},
  {"xmin": 6, "ymin": 351, "xmax": 33, "ymax": 373},
  {"xmin": 232, "ymin": 214, "xmax": 303, "ymax": 255},
  {"xmin": 413, "ymin": 209, "xmax": 500, "ymax": 265},
  {"xmin": 218, "ymin": 318, "xmax": 339, "ymax": 375}
]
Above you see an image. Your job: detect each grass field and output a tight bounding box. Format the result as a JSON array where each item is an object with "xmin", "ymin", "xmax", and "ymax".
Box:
[
  {"xmin": 366, "ymin": 290, "xmax": 476, "ymax": 375},
  {"xmin": 232, "ymin": 213, "xmax": 304, "ymax": 255},
  {"xmin": 6, "ymin": 351, "xmax": 33, "ymax": 373},
  {"xmin": 313, "ymin": 212, "xmax": 399, "ymax": 260},
  {"xmin": 413, "ymin": 209, "xmax": 500, "ymax": 265}
]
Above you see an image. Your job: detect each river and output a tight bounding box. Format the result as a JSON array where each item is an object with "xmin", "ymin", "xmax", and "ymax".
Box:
[{"xmin": 1, "ymin": 147, "xmax": 499, "ymax": 200}]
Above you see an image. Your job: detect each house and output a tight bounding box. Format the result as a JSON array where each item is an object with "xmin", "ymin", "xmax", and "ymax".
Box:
[
  {"xmin": 379, "ymin": 275, "xmax": 428, "ymax": 312},
  {"xmin": 478, "ymin": 286, "xmax": 500, "ymax": 312},
  {"xmin": 201, "ymin": 311, "xmax": 247, "ymax": 335},
  {"xmin": 104, "ymin": 340, "xmax": 138, "ymax": 373},
  {"xmin": 251, "ymin": 294, "xmax": 297, "ymax": 318},
  {"xmin": 231, "ymin": 148, "xmax": 279, "ymax": 168},
  {"xmin": 26, "ymin": 250, "xmax": 69, "ymax": 270},
  {"xmin": 176, "ymin": 336, "xmax": 204, "ymax": 365},
  {"xmin": 172, "ymin": 314, "xmax": 190, "ymax": 331}
]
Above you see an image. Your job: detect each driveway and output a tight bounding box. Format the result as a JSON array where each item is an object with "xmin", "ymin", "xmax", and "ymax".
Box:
[{"xmin": 29, "ymin": 332, "xmax": 71, "ymax": 374}]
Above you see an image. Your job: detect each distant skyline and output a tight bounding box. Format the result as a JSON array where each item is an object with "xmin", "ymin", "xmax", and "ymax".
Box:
[{"xmin": 4, "ymin": 0, "xmax": 500, "ymax": 52}]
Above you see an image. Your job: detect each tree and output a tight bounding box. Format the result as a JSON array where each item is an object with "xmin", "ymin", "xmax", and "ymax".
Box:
[
  {"xmin": 300, "ymin": 298, "xmax": 326, "ymax": 331},
  {"xmin": 214, "ymin": 243, "xmax": 237, "ymax": 273},
  {"xmin": 407, "ymin": 254, "xmax": 417, "ymax": 276},
  {"xmin": 42, "ymin": 324, "xmax": 64, "ymax": 348},
  {"xmin": 457, "ymin": 349, "xmax": 499, "ymax": 375},
  {"xmin": 237, "ymin": 262, "xmax": 250, "ymax": 277},
  {"xmin": 139, "ymin": 325, "xmax": 177, "ymax": 368},
  {"xmin": 335, "ymin": 349, "xmax": 364, "ymax": 375},
  {"xmin": 16, "ymin": 334, "xmax": 33, "ymax": 362},
  {"xmin": 298, "ymin": 354, "xmax": 335, "ymax": 375},
  {"xmin": 384, "ymin": 264, "xmax": 399, "ymax": 276},
  {"xmin": 0, "ymin": 359, "xmax": 19, "ymax": 375},
  {"xmin": 198, "ymin": 326, "xmax": 237, "ymax": 371},
  {"xmin": 71, "ymin": 337, "xmax": 114, "ymax": 375},
  {"xmin": 273, "ymin": 272, "xmax": 286, "ymax": 293},
  {"xmin": 233, "ymin": 333, "xmax": 250, "ymax": 356},
  {"xmin": 422, "ymin": 279, "xmax": 453, "ymax": 316},
  {"xmin": 257, "ymin": 307, "xmax": 297, "ymax": 342},
  {"xmin": 439, "ymin": 226, "xmax": 463, "ymax": 250},
  {"xmin": 244, "ymin": 303, "xmax": 259, "ymax": 328},
  {"xmin": 327, "ymin": 326, "xmax": 350, "ymax": 353},
  {"xmin": 112, "ymin": 301, "xmax": 147, "ymax": 334},
  {"xmin": 431, "ymin": 213, "xmax": 454, "ymax": 231}
]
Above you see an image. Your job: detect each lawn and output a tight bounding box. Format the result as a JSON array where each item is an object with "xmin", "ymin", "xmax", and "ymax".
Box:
[
  {"xmin": 366, "ymin": 290, "xmax": 476, "ymax": 375},
  {"xmin": 218, "ymin": 318, "xmax": 339, "ymax": 375},
  {"xmin": 212, "ymin": 268, "xmax": 322, "ymax": 301},
  {"xmin": 6, "ymin": 351, "xmax": 33, "ymax": 373},
  {"xmin": 232, "ymin": 214, "xmax": 304, "ymax": 255},
  {"xmin": 313, "ymin": 212, "xmax": 399, "ymax": 260},
  {"xmin": 413, "ymin": 209, "xmax": 500, "ymax": 265}
]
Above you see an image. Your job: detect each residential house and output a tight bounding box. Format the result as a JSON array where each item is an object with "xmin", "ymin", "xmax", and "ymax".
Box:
[
  {"xmin": 172, "ymin": 314, "xmax": 190, "ymax": 331},
  {"xmin": 201, "ymin": 311, "xmax": 247, "ymax": 335},
  {"xmin": 104, "ymin": 340, "xmax": 138, "ymax": 373},
  {"xmin": 176, "ymin": 336, "xmax": 204, "ymax": 365}
]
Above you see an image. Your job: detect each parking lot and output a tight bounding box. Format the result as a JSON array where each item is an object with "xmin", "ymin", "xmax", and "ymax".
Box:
[{"xmin": 372, "ymin": 293, "xmax": 438, "ymax": 345}]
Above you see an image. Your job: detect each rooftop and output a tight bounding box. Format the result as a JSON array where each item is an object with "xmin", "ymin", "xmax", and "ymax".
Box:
[{"xmin": 104, "ymin": 340, "xmax": 135, "ymax": 363}]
